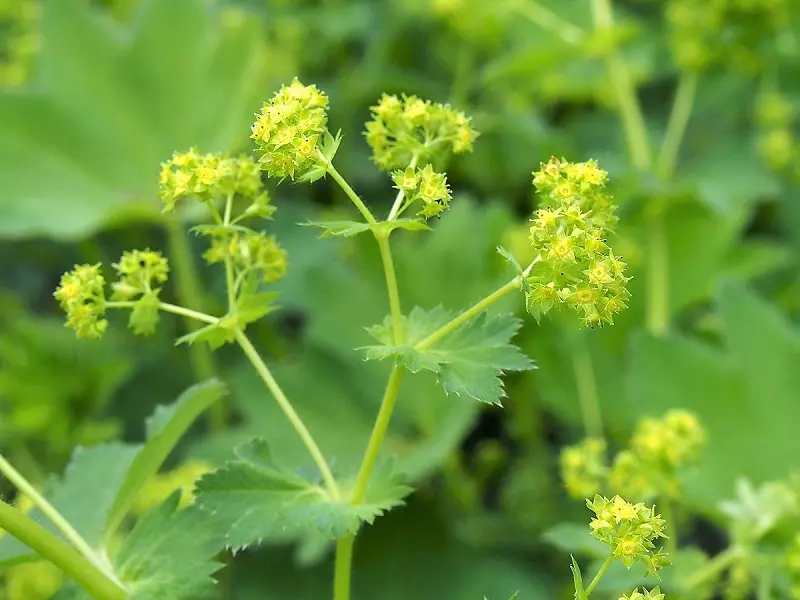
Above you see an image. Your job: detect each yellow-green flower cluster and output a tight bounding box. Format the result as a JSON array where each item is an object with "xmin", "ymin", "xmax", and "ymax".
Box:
[
  {"xmin": 526, "ymin": 157, "xmax": 630, "ymax": 327},
  {"xmin": 110, "ymin": 250, "xmax": 169, "ymax": 301},
  {"xmin": 54, "ymin": 264, "xmax": 108, "ymax": 340},
  {"xmin": 204, "ymin": 232, "xmax": 287, "ymax": 284},
  {"xmin": 560, "ymin": 438, "xmax": 607, "ymax": 500},
  {"xmin": 559, "ymin": 410, "xmax": 706, "ymax": 503},
  {"xmin": 586, "ymin": 495, "xmax": 670, "ymax": 575},
  {"xmin": 250, "ymin": 78, "xmax": 329, "ymax": 179},
  {"xmin": 159, "ymin": 150, "xmax": 265, "ymax": 211},
  {"xmin": 0, "ymin": 0, "xmax": 39, "ymax": 87},
  {"xmin": 754, "ymin": 89, "xmax": 799, "ymax": 176},
  {"xmin": 391, "ymin": 164, "xmax": 452, "ymax": 219},
  {"xmin": 619, "ymin": 588, "xmax": 665, "ymax": 600},
  {"xmin": 664, "ymin": 0, "xmax": 788, "ymax": 72},
  {"xmin": 365, "ymin": 93, "xmax": 477, "ymax": 171},
  {"xmin": 631, "ymin": 410, "xmax": 706, "ymax": 470}
]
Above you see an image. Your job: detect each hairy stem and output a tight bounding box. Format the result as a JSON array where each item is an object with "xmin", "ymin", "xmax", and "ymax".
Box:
[
  {"xmin": 320, "ymin": 152, "xmax": 377, "ymax": 224},
  {"xmin": 375, "ymin": 235, "xmax": 404, "ymax": 343},
  {"xmin": 165, "ymin": 215, "xmax": 224, "ymax": 429},
  {"xmin": 0, "ymin": 501, "xmax": 126, "ymax": 600},
  {"xmin": 584, "ymin": 553, "xmax": 614, "ymax": 598},
  {"xmin": 333, "ymin": 536, "xmax": 355, "ymax": 600},
  {"xmin": 105, "ymin": 301, "xmax": 219, "ymax": 324},
  {"xmin": 657, "ymin": 71, "xmax": 698, "ymax": 179},
  {"xmin": 0, "ymin": 454, "xmax": 110, "ymax": 578},
  {"xmin": 222, "ymin": 193, "xmax": 237, "ymax": 311},
  {"xmin": 387, "ymin": 155, "xmax": 420, "ymax": 220},
  {"xmin": 233, "ymin": 329, "xmax": 339, "ymax": 500},
  {"xmin": 590, "ymin": 0, "xmax": 652, "ymax": 171},
  {"xmin": 571, "ymin": 337, "xmax": 604, "ymax": 441}
]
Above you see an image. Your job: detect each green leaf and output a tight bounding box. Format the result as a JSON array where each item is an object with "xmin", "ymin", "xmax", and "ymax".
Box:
[
  {"xmin": 627, "ymin": 284, "xmax": 800, "ymax": 506},
  {"xmin": 114, "ymin": 493, "xmax": 224, "ymax": 600},
  {"xmin": 105, "ymin": 379, "xmax": 227, "ymax": 539},
  {"xmin": 0, "ymin": 443, "xmax": 140, "ymax": 566},
  {"xmin": 0, "ymin": 0, "xmax": 267, "ymax": 240},
  {"xmin": 302, "ymin": 218, "xmax": 431, "ymax": 239},
  {"xmin": 175, "ymin": 316, "xmax": 237, "ymax": 349},
  {"xmin": 570, "ymin": 555, "xmax": 584, "ymax": 600},
  {"xmin": 194, "ymin": 438, "xmax": 412, "ymax": 550},
  {"xmin": 496, "ymin": 245, "xmax": 523, "ymax": 275},
  {"xmin": 364, "ymin": 308, "xmax": 534, "ymax": 405}
]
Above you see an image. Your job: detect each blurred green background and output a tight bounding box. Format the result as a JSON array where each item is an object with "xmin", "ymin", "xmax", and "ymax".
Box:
[{"xmin": 1, "ymin": 0, "xmax": 799, "ymax": 598}]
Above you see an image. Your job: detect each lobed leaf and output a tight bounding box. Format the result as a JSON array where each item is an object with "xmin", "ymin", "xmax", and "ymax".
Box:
[
  {"xmin": 363, "ymin": 307, "xmax": 534, "ymax": 405},
  {"xmin": 194, "ymin": 438, "xmax": 412, "ymax": 550},
  {"xmin": 302, "ymin": 218, "xmax": 431, "ymax": 239}
]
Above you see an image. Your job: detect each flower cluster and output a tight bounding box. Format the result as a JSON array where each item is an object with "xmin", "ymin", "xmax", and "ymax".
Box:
[
  {"xmin": 111, "ymin": 249, "xmax": 170, "ymax": 335},
  {"xmin": 525, "ymin": 157, "xmax": 630, "ymax": 327},
  {"xmin": 559, "ymin": 410, "xmax": 706, "ymax": 502},
  {"xmin": 664, "ymin": 0, "xmax": 788, "ymax": 72},
  {"xmin": 53, "ymin": 264, "xmax": 108, "ymax": 340},
  {"xmin": 159, "ymin": 150, "xmax": 266, "ymax": 212},
  {"xmin": 0, "ymin": 0, "xmax": 39, "ymax": 87},
  {"xmin": 560, "ymin": 437, "xmax": 607, "ymax": 500},
  {"xmin": 203, "ymin": 231, "xmax": 287, "ymax": 284},
  {"xmin": 619, "ymin": 588, "xmax": 665, "ymax": 600},
  {"xmin": 365, "ymin": 93, "xmax": 477, "ymax": 171},
  {"xmin": 250, "ymin": 78, "xmax": 329, "ymax": 179},
  {"xmin": 391, "ymin": 164, "xmax": 452, "ymax": 219},
  {"xmin": 586, "ymin": 495, "xmax": 670, "ymax": 575},
  {"xmin": 755, "ymin": 88, "xmax": 799, "ymax": 177}
]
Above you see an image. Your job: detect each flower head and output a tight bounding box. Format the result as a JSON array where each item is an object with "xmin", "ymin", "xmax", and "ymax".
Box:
[
  {"xmin": 365, "ymin": 93, "xmax": 477, "ymax": 171},
  {"xmin": 204, "ymin": 231, "xmax": 287, "ymax": 284},
  {"xmin": 631, "ymin": 410, "xmax": 706, "ymax": 470},
  {"xmin": 525, "ymin": 157, "xmax": 630, "ymax": 327},
  {"xmin": 54, "ymin": 264, "xmax": 108, "ymax": 340},
  {"xmin": 391, "ymin": 164, "xmax": 452, "ymax": 219},
  {"xmin": 619, "ymin": 587, "xmax": 665, "ymax": 600},
  {"xmin": 560, "ymin": 438, "xmax": 607, "ymax": 500},
  {"xmin": 251, "ymin": 78, "xmax": 329, "ymax": 179}
]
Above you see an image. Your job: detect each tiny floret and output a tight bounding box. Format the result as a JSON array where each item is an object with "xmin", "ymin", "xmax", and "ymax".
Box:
[
  {"xmin": 365, "ymin": 93, "xmax": 477, "ymax": 171},
  {"xmin": 391, "ymin": 164, "xmax": 452, "ymax": 219},
  {"xmin": 526, "ymin": 157, "xmax": 630, "ymax": 327},
  {"xmin": 250, "ymin": 78, "xmax": 329, "ymax": 180}
]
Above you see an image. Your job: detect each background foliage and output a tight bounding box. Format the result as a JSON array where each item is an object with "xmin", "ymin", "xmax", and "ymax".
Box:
[{"xmin": 1, "ymin": 0, "xmax": 799, "ymax": 598}]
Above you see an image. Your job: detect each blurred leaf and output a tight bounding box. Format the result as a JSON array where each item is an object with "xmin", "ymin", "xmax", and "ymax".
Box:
[
  {"xmin": 195, "ymin": 438, "xmax": 411, "ymax": 550},
  {"xmin": 541, "ymin": 523, "xmax": 607, "ymax": 559},
  {"xmin": 105, "ymin": 379, "xmax": 226, "ymax": 539},
  {"xmin": 0, "ymin": 0, "xmax": 267, "ymax": 239},
  {"xmin": 0, "ymin": 443, "xmax": 140, "ymax": 565},
  {"xmin": 364, "ymin": 308, "xmax": 534, "ymax": 405},
  {"xmin": 113, "ymin": 493, "xmax": 224, "ymax": 600},
  {"xmin": 627, "ymin": 284, "xmax": 800, "ymax": 507}
]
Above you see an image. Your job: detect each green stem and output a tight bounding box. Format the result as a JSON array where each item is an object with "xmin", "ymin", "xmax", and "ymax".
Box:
[
  {"xmin": 375, "ymin": 235, "xmax": 404, "ymax": 343},
  {"xmin": 319, "ymin": 151, "xmax": 377, "ymax": 224},
  {"xmin": 164, "ymin": 215, "xmax": 224, "ymax": 429},
  {"xmin": 571, "ymin": 338, "xmax": 604, "ymax": 441},
  {"xmin": 758, "ymin": 569, "xmax": 772, "ymax": 600},
  {"xmin": 222, "ymin": 193, "xmax": 237, "ymax": 311},
  {"xmin": 645, "ymin": 219, "xmax": 669, "ymax": 335},
  {"xmin": 416, "ymin": 277, "xmax": 521, "ymax": 350},
  {"xmin": 590, "ymin": 0, "xmax": 652, "ymax": 171},
  {"xmin": 333, "ymin": 535, "xmax": 355, "ymax": 600},
  {"xmin": 513, "ymin": 0, "xmax": 584, "ymax": 45},
  {"xmin": 0, "ymin": 501, "xmax": 126, "ymax": 600},
  {"xmin": 584, "ymin": 554, "xmax": 613, "ymax": 598},
  {"xmin": 683, "ymin": 546, "xmax": 739, "ymax": 591},
  {"xmin": 0, "ymin": 454, "xmax": 110, "ymax": 578},
  {"xmin": 233, "ymin": 329, "xmax": 339, "ymax": 500},
  {"xmin": 105, "ymin": 301, "xmax": 219, "ymax": 325},
  {"xmin": 656, "ymin": 71, "xmax": 698, "ymax": 179}
]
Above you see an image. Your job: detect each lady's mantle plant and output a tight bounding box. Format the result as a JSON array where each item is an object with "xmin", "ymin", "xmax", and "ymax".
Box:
[{"xmin": 0, "ymin": 77, "xmax": 632, "ymax": 600}]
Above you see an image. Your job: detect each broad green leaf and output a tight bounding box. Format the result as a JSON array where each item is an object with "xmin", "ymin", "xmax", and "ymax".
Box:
[
  {"xmin": 627, "ymin": 284, "xmax": 800, "ymax": 506},
  {"xmin": 114, "ymin": 493, "xmax": 224, "ymax": 600},
  {"xmin": 195, "ymin": 438, "xmax": 412, "ymax": 550},
  {"xmin": 302, "ymin": 218, "xmax": 431, "ymax": 238},
  {"xmin": 0, "ymin": 0, "xmax": 267, "ymax": 239},
  {"xmin": 364, "ymin": 307, "xmax": 534, "ymax": 405},
  {"xmin": 105, "ymin": 379, "xmax": 226, "ymax": 539},
  {"xmin": 0, "ymin": 443, "xmax": 140, "ymax": 566}
]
